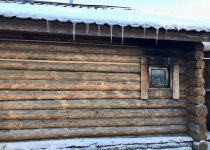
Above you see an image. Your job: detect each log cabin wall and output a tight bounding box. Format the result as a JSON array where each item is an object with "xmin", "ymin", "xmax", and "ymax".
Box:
[
  {"xmin": 0, "ymin": 40, "xmax": 189, "ymax": 141},
  {"xmin": 185, "ymin": 44, "xmax": 208, "ymax": 142}
]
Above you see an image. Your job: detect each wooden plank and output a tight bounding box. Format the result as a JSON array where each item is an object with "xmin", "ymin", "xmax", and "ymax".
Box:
[
  {"xmin": 0, "ymin": 109, "xmax": 187, "ymax": 120},
  {"xmin": 179, "ymin": 66, "xmax": 187, "ymax": 74},
  {"xmin": 0, "ymin": 117, "xmax": 188, "ymax": 130},
  {"xmin": 0, "ymin": 70, "xmax": 140, "ymax": 82},
  {"xmin": 0, "ymin": 17, "xmax": 208, "ymax": 42},
  {"xmin": 186, "ymin": 51, "xmax": 205, "ymax": 61},
  {"xmin": 0, "ymin": 80, "xmax": 140, "ymax": 91},
  {"xmin": 173, "ymin": 65, "xmax": 179, "ymax": 99},
  {"xmin": 0, "ymin": 125, "xmax": 188, "ymax": 141},
  {"xmin": 141, "ymin": 64, "xmax": 148, "ymax": 99},
  {"xmin": 186, "ymin": 61, "xmax": 205, "ymax": 69},
  {"xmin": 188, "ymin": 131, "xmax": 207, "ymax": 141},
  {"xmin": 0, "ymin": 60, "xmax": 140, "ymax": 73},
  {"xmin": 187, "ymin": 114, "xmax": 206, "ymax": 125},
  {"xmin": 0, "ymin": 99, "xmax": 188, "ymax": 110},
  {"xmin": 186, "ymin": 69, "xmax": 204, "ymax": 78}
]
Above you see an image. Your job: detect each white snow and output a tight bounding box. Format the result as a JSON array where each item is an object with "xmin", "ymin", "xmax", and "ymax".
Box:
[
  {"xmin": 0, "ymin": 136, "xmax": 194, "ymax": 150},
  {"xmin": 0, "ymin": 1, "xmax": 210, "ymax": 32},
  {"xmin": 206, "ymin": 131, "xmax": 210, "ymax": 140}
]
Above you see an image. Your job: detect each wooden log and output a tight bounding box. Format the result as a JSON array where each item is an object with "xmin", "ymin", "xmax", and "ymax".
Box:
[
  {"xmin": 0, "ymin": 108, "xmax": 187, "ymax": 120},
  {"xmin": 0, "ymin": 70, "xmax": 140, "ymax": 82},
  {"xmin": 180, "ymin": 82, "xmax": 188, "ymax": 91},
  {"xmin": 193, "ymin": 141, "xmax": 208, "ymax": 150},
  {"xmin": 186, "ymin": 78, "xmax": 205, "ymax": 87},
  {"xmin": 188, "ymin": 122, "xmax": 207, "ymax": 134},
  {"xmin": 186, "ymin": 61, "xmax": 205, "ymax": 69},
  {"xmin": 180, "ymin": 75, "xmax": 186, "ymax": 82},
  {"xmin": 0, "ymin": 117, "xmax": 188, "ymax": 130},
  {"xmin": 0, "ymin": 90, "xmax": 187, "ymax": 100},
  {"xmin": 186, "ymin": 69, "xmax": 203, "ymax": 78},
  {"xmin": 0, "ymin": 60, "xmax": 140, "ymax": 73},
  {"xmin": 0, "ymin": 40, "xmax": 185, "ymax": 57},
  {"xmin": 0, "ymin": 80, "xmax": 140, "ymax": 91},
  {"xmin": 0, "ymin": 49, "xmax": 141, "ymax": 63},
  {"xmin": 140, "ymin": 57, "xmax": 185, "ymax": 65},
  {"xmin": 186, "ymin": 51, "xmax": 205, "ymax": 61},
  {"xmin": 0, "ymin": 99, "xmax": 188, "ymax": 110},
  {"xmin": 141, "ymin": 64, "xmax": 148, "ymax": 99},
  {"xmin": 173, "ymin": 65, "xmax": 179, "ymax": 99},
  {"xmin": 188, "ymin": 131, "xmax": 207, "ymax": 141},
  {"xmin": 0, "ymin": 125, "xmax": 188, "ymax": 141},
  {"xmin": 186, "ymin": 87, "xmax": 206, "ymax": 96},
  {"xmin": 186, "ymin": 103, "xmax": 208, "ymax": 117},
  {"xmin": 148, "ymin": 89, "xmax": 186, "ymax": 99},
  {"xmin": 186, "ymin": 96, "xmax": 205, "ymax": 105},
  {"xmin": 179, "ymin": 66, "xmax": 187, "ymax": 74},
  {"xmin": 0, "ymin": 91, "xmax": 141, "ymax": 100},
  {"xmin": 187, "ymin": 114, "xmax": 206, "ymax": 125}
]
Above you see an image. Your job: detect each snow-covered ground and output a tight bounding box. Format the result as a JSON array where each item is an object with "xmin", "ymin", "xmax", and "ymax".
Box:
[{"xmin": 0, "ymin": 135, "xmax": 194, "ymax": 150}]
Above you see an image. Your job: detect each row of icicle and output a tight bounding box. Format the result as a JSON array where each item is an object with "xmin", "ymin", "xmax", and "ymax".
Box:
[{"xmin": 46, "ymin": 21, "xmax": 170, "ymax": 45}]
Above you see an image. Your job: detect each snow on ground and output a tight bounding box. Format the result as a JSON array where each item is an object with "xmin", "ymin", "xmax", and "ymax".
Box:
[
  {"xmin": 0, "ymin": 1, "xmax": 210, "ymax": 32},
  {"xmin": 0, "ymin": 135, "xmax": 193, "ymax": 150}
]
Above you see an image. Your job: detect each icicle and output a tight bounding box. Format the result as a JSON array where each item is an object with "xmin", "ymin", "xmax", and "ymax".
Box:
[
  {"xmin": 110, "ymin": 25, "xmax": 113, "ymax": 44},
  {"xmin": 144, "ymin": 27, "xmax": 146, "ymax": 37},
  {"xmin": 46, "ymin": 20, "xmax": 50, "ymax": 32},
  {"xmin": 166, "ymin": 29, "xmax": 168, "ymax": 37},
  {"xmin": 98, "ymin": 25, "xmax": 100, "ymax": 36},
  {"xmin": 156, "ymin": 28, "xmax": 159, "ymax": 44},
  {"xmin": 121, "ymin": 26, "xmax": 124, "ymax": 45},
  {"xmin": 73, "ymin": 23, "xmax": 76, "ymax": 42},
  {"xmin": 86, "ymin": 24, "xmax": 89, "ymax": 34}
]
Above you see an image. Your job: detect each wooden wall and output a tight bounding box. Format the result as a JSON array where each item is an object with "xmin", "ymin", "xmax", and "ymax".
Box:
[{"xmin": 0, "ymin": 40, "xmax": 188, "ymax": 141}]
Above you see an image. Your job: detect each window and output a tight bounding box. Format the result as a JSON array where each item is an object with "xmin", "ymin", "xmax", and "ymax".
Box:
[{"xmin": 149, "ymin": 66, "xmax": 170, "ymax": 88}]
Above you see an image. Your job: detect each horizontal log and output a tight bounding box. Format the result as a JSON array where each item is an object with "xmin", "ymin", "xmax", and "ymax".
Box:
[
  {"xmin": 186, "ymin": 96, "xmax": 205, "ymax": 104},
  {"xmin": 180, "ymin": 75, "xmax": 186, "ymax": 82},
  {"xmin": 180, "ymin": 82, "xmax": 188, "ymax": 91},
  {"xmin": 185, "ymin": 78, "xmax": 205, "ymax": 87},
  {"xmin": 188, "ymin": 130, "xmax": 207, "ymax": 141},
  {"xmin": 0, "ymin": 40, "xmax": 185, "ymax": 57},
  {"xmin": 0, "ymin": 60, "xmax": 140, "ymax": 73},
  {"xmin": 0, "ymin": 91, "xmax": 140, "ymax": 100},
  {"xmin": 187, "ymin": 114, "xmax": 206, "ymax": 125},
  {"xmin": 0, "ymin": 99, "xmax": 187, "ymax": 110},
  {"xmin": 0, "ymin": 70, "xmax": 140, "ymax": 82},
  {"xmin": 0, "ymin": 108, "xmax": 187, "ymax": 120},
  {"xmin": 148, "ymin": 89, "xmax": 186, "ymax": 99},
  {"xmin": 186, "ymin": 51, "xmax": 205, "ymax": 61},
  {"xmin": 186, "ymin": 103, "xmax": 208, "ymax": 117},
  {"xmin": 0, "ymin": 117, "xmax": 188, "ymax": 130},
  {"xmin": 193, "ymin": 141, "xmax": 208, "ymax": 150},
  {"xmin": 140, "ymin": 57, "xmax": 185, "ymax": 65},
  {"xmin": 186, "ymin": 87, "xmax": 206, "ymax": 96},
  {"xmin": 186, "ymin": 69, "xmax": 203, "ymax": 78},
  {"xmin": 179, "ymin": 66, "xmax": 187, "ymax": 75},
  {"xmin": 0, "ymin": 125, "xmax": 188, "ymax": 141},
  {"xmin": 186, "ymin": 61, "xmax": 205, "ymax": 69},
  {"xmin": 188, "ymin": 122, "xmax": 207, "ymax": 134},
  {"xmin": 0, "ymin": 80, "xmax": 140, "ymax": 91},
  {"xmin": 0, "ymin": 49, "xmax": 140, "ymax": 63},
  {"xmin": 0, "ymin": 90, "xmax": 186, "ymax": 100}
]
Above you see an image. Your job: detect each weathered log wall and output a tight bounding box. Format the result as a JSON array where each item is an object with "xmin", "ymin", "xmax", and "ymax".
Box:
[
  {"xmin": 0, "ymin": 40, "xmax": 188, "ymax": 141},
  {"xmin": 185, "ymin": 44, "xmax": 208, "ymax": 142}
]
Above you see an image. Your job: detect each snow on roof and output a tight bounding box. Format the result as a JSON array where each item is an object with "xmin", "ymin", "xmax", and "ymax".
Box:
[{"xmin": 1, "ymin": 0, "xmax": 210, "ymax": 32}]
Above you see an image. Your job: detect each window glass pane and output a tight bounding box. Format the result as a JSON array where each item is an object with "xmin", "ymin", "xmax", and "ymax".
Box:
[{"xmin": 151, "ymin": 69, "xmax": 166, "ymax": 85}]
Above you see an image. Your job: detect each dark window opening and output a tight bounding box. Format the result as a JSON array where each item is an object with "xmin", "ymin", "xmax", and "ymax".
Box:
[{"xmin": 149, "ymin": 66, "xmax": 170, "ymax": 88}]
